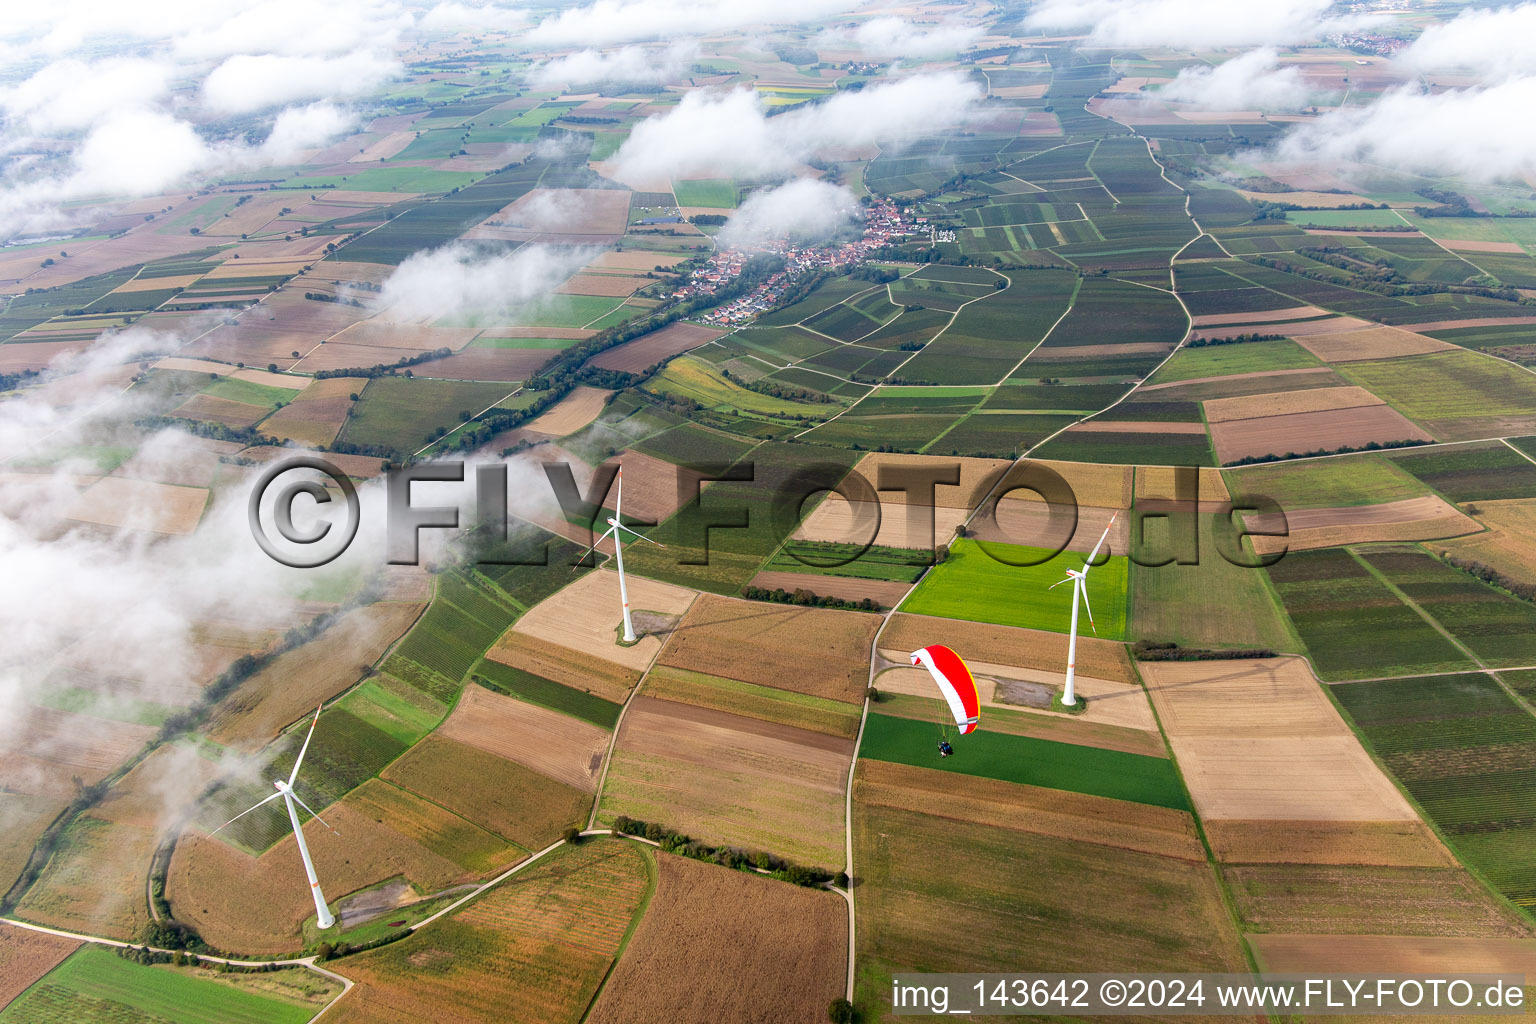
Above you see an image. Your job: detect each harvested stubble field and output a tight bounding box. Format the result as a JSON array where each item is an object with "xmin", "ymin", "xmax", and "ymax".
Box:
[
  {"xmin": 587, "ymin": 852, "xmax": 846, "ymax": 1024},
  {"xmin": 793, "ymin": 496, "xmax": 968, "ymax": 552},
  {"xmin": 642, "ymin": 666, "xmax": 862, "ymax": 739},
  {"xmin": 207, "ymin": 602, "xmax": 424, "ymax": 751},
  {"xmin": 510, "ymin": 569, "xmax": 696, "ymax": 675},
  {"xmin": 1140, "ymin": 659, "xmax": 1429, "ymax": 843},
  {"xmin": 1244, "ymin": 495, "xmax": 1479, "ymax": 555},
  {"xmin": 1248, "ymin": 934, "xmax": 1536, "ymax": 976},
  {"xmin": 437, "ymin": 684, "xmax": 610, "ymax": 792},
  {"xmin": 1225, "ymin": 863, "xmax": 1530, "ymax": 937},
  {"xmin": 0, "ymin": 928, "xmax": 79, "ymax": 1009},
  {"xmin": 520, "ymin": 385, "xmax": 611, "ymax": 436},
  {"xmin": 382, "ymin": 735, "xmax": 590, "ymax": 852},
  {"xmin": 1208, "ymin": 403, "xmax": 1430, "ymax": 464},
  {"xmin": 13, "ymin": 812, "xmax": 157, "ymax": 941},
  {"xmin": 879, "ymin": 611, "xmax": 1134, "ymax": 682},
  {"xmin": 1440, "ymin": 498, "xmax": 1536, "ymax": 585},
  {"xmin": 66, "ymin": 476, "xmax": 208, "ymax": 535},
  {"xmin": 656, "ymin": 594, "xmax": 878, "ymax": 703},
  {"xmin": 857, "ymin": 759, "xmax": 1201, "ymax": 861},
  {"xmin": 1202, "ymin": 384, "xmax": 1386, "ymax": 423},
  {"xmin": 485, "ymin": 631, "xmax": 639, "ymax": 703},
  {"xmin": 344, "ymin": 779, "xmax": 521, "ymax": 876},
  {"xmin": 584, "ymin": 321, "xmax": 726, "ymax": 373},
  {"xmin": 0, "ymin": 794, "xmax": 66, "ymax": 895},
  {"xmin": 853, "ymin": 799, "xmax": 1246, "ymax": 1020},
  {"xmin": 1201, "ymin": 818, "xmax": 1452, "ymax": 868},
  {"xmin": 169, "ymin": 795, "xmax": 486, "ymax": 954},
  {"xmin": 328, "ymin": 840, "xmax": 650, "ymax": 1024},
  {"xmin": 600, "ymin": 696, "xmax": 852, "ymax": 867}
]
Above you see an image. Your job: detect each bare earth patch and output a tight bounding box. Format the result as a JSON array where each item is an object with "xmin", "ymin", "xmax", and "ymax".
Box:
[
  {"xmin": 67, "ymin": 476, "xmax": 208, "ymax": 535},
  {"xmin": 1249, "ymin": 934, "xmax": 1536, "ymax": 975},
  {"xmin": 1205, "ymin": 820, "xmax": 1453, "ymax": 867},
  {"xmin": 1293, "ymin": 325, "xmax": 1458, "ymax": 362},
  {"xmin": 521, "ymin": 385, "xmax": 611, "ymax": 436},
  {"xmin": 881, "ymin": 612, "xmax": 1136, "ymax": 684},
  {"xmin": 1209, "ymin": 405, "xmax": 1431, "ymax": 463},
  {"xmin": 657, "ymin": 594, "xmax": 878, "ymax": 703},
  {"xmin": 1141, "ymin": 659, "xmax": 1423, "ymax": 833},
  {"xmin": 1247, "ymin": 495, "xmax": 1480, "ymax": 554},
  {"xmin": 584, "ymin": 322, "xmax": 727, "ymax": 373},
  {"xmin": 0, "ymin": 928, "xmax": 80, "ymax": 1008},
  {"xmin": 511, "ymin": 569, "xmax": 697, "ymax": 674},
  {"xmin": 1204, "ymin": 385, "xmax": 1382, "ymax": 423},
  {"xmin": 440, "ymin": 684, "xmax": 610, "ymax": 792}
]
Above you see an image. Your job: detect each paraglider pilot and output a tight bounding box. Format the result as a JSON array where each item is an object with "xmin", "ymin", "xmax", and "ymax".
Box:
[{"xmin": 938, "ymin": 739, "xmax": 953, "ymax": 758}]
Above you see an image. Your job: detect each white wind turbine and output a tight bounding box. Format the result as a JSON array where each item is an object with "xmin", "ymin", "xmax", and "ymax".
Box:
[
  {"xmin": 580, "ymin": 467, "xmax": 664, "ymax": 644},
  {"xmin": 210, "ymin": 706, "xmax": 339, "ymax": 930},
  {"xmin": 1048, "ymin": 513, "xmax": 1118, "ymax": 708}
]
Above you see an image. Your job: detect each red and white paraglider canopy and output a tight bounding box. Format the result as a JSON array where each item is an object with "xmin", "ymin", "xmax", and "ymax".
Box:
[{"xmin": 911, "ymin": 644, "xmax": 980, "ymax": 735}]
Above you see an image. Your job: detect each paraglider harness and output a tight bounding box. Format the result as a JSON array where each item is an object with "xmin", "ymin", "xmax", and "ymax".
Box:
[{"xmin": 938, "ymin": 739, "xmax": 953, "ymax": 758}]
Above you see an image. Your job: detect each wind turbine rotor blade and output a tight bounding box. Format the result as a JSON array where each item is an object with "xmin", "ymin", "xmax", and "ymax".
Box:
[
  {"xmin": 612, "ymin": 522, "xmax": 664, "ymax": 547},
  {"xmin": 207, "ymin": 790, "xmax": 284, "ymax": 837},
  {"xmin": 615, "ymin": 466, "xmax": 623, "ymax": 521},
  {"xmin": 1047, "ymin": 575, "xmax": 1074, "ymax": 590},
  {"xmin": 574, "ymin": 526, "xmax": 618, "ymax": 570},
  {"xmin": 1085, "ymin": 512, "xmax": 1118, "ymax": 568},
  {"xmin": 289, "ymin": 705, "xmax": 323, "ymax": 786},
  {"xmin": 1079, "ymin": 577, "xmax": 1096, "ymax": 635},
  {"xmin": 286, "ymin": 789, "xmax": 340, "ymax": 837}
]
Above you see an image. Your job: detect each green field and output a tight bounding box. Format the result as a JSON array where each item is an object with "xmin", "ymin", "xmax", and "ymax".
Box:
[
  {"xmin": 1226, "ymin": 452, "xmax": 1430, "ymax": 510},
  {"xmin": 1339, "ymin": 351, "xmax": 1536, "ymax": 440},
  {"xmin": 472, "ymin": 658, "xmax": 622, "ymax": 728},
  {"xmin": 1287, "ymin": 209, "xmax": 1407, "ymax": 229},
  {"xmin": 338, "ymin": 378, "xmax": 512, "ymax": 455},
  {"xmin": 0, "ymin": 947, "xmax": 327, "ymax": 1023},
  {"xmin": 1388, "ymin": 442, "xmax": 1536, "ymax": 502},
  {"xmin": 860, "ymin": 712, "xmax": 1186, "ymax": 808},
  {"xmin": 644, "ymin": 355, "xmax": 838, "ymax": 421},
  {"xmin": 1147, "ymin": 338, "xmax": 1321, "ymax": 384},
  {"xmin": 672, "ymin": 178, "xmax": 737, "ymax": 208},
  {"xmin": 902, "ymin": 537, "xmax": 1129, "ymax": 639},
  {"xmin": 1266, "ymin": 547, "xmax": 1474, "ymax": 681},
  {"xmin": 472, "ymin": 334, "xmax": 585, "ymax": 350},
  {"xmin": 1331, "ymin": 672, "xmax": 1536, "ymax": 905},
  {"xmin": 1130, "ymin": 514, "xmax": 1300, "ymax": 652},
  {"xmin": 510, "ymin": 294, "xmax": 624, "ymax": 329},
  {"xmin": 1359, "ymin": 546, "xmax": 1536, "ymax": 668},
  {"xmin": 202, "ymin": 377, "xmax": 300, "ymax": 407}
]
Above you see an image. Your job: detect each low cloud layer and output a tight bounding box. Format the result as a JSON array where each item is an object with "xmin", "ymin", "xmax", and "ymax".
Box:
[
  {"xmin": 524, "ymin": 0, "xmax": 858, "ymax": 48},
  {"xmin": 830, "ymin": 16, "xmax": 982, "ymax": 59},
  {"xmin": 718, "ymin": 178, "xmax": 859, "ymax": 248},
  {"xmin": 1157, "ymin": 48, "xmax": 1311, "ymax": 111},
  {"xmin": 1273, "ymin": 77, "xmax": 1536, "ymax": 182},
  {"xmin": 1398, "ymin": 4, "xmax": 1536, "ymax": 82},
  {"xmin": 613, "ymin": 71, "xmax": 986, "ymax": 180},
  {"xmin": 1024, "ymin": 0, "xmax": 1371, "ymax": 49},
  {"xmin": 202, "ymin": 51, "xmax": 401, "ymax": 113},
  {"xmin": 528, "ymin": 43, "xmax": 693, "ymax": 89},
  {"xmin": 373, "ymin": 242, "xmax": 598, "ymax": 325}
]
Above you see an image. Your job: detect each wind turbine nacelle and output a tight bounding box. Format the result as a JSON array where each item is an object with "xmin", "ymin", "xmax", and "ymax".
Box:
[{"xmin": 274, "ymin": 780, "xmax": 292, "ymax": 795}]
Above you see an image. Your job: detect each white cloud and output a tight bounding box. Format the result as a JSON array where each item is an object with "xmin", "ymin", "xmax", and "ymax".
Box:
[
  {"xmin": 1398, "ymin": 5, "xmax": 1536, "ymax": 82},
  {"xmin": 613, "ymin": 72, "xmax": 986, "ymax": 180},
  {"xmin": 528, "ymin": 43, "xmax": 693, "ymax": 89},
  {"xmin": 525, "ymin": 0, "xmax": 858, "ymax": 48},
  {"xmin": 1156, "ymin": 48, "xmax": 1311, "ymax": 111},
  {"xmin": 1273, "ymin": 77, "xmax": 1536, "ymax": 183},
  {"xmin": 373, "ymin": 242, "xmax": 598, "ymax": 325},
  {"xmin": 844, "ymin": 16, "xmax": 982, "ymax": 59},
  {"xmin": 202, "ymin": 52, "xmax": 400, "ymax": 114},
  {"xmin": 1024, "ymin": 0, "xmax": 1371, "ymax": 49},
  {"xmin": 0, "ymin": 57, "xmax": 173, "ymax": 133},
  {"xmin": 260, "ymin": 102, "xmax": 356, "ymax": 161},
  {"xmin": 718, "ymin": 178, "xmax": 859, "ymax": 248},
  {"xmin": 417, "ymin": 1, "xmax": 530, "ymax": 33}
]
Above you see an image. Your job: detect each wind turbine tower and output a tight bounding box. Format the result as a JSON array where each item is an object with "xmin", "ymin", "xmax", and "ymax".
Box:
[
  {"xmin": 580, "ymin": 467, "xmax": 664, "ymax": 644},
  {"xmin": 1049, "ymin": 513, "xmax": 1118, "ymax": 708},
  {"xmin": 210, "ymin": 706, "xmax": 339, "ymax": 930}
]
